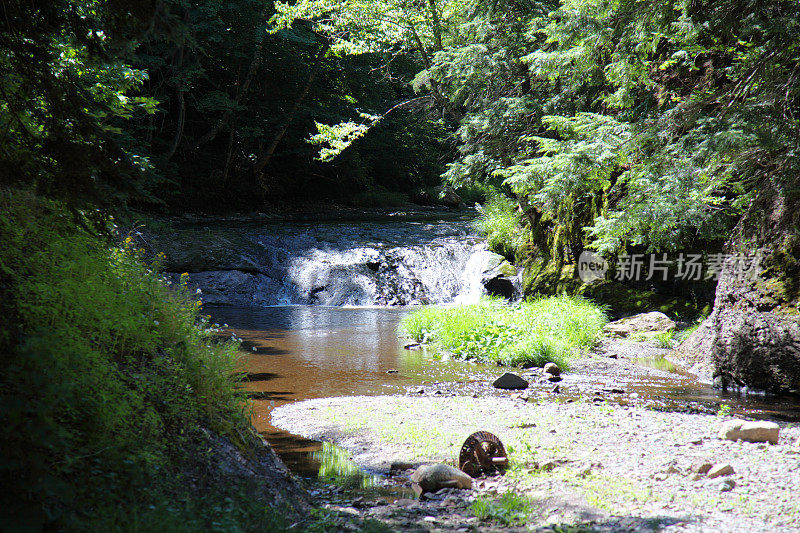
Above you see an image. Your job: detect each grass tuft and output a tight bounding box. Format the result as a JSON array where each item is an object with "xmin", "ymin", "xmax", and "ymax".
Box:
[{"xmin": 399, "ymin": 295, "xmax": 607, "ymax": 370}]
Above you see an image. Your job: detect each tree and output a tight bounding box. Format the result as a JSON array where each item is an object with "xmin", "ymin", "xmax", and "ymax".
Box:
[{"xmin": 0, "ymin": 0, "xmax": 157, "ymax": 216}]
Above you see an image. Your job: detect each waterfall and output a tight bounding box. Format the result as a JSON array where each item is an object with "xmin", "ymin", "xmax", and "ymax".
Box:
[{"xmin": 164, "ymin": 215, "xmax": 518, "ymax": 307}]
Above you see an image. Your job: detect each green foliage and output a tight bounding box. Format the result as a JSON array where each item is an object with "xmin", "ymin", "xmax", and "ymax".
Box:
[
  {"xmin": 0, "ymin": 192, "xmax": 274, "ymax": 529},
  {"xmin": 472, "ymin": 492, "xmax": 531, "ymax": 525},
  {"xmin": 0, "ymin": 0, "xmax": 159, "ymax": 213},
  {"xmin": 399, "ymin": 295, "xmax": 607, "ymax": 369},
  {"xmin": 474, "ymin": 193, "xmax": 530, "ymax": 262},
  {"xmin": 432, "ymin": 0, "xmax": 800, "ymax": 258}
]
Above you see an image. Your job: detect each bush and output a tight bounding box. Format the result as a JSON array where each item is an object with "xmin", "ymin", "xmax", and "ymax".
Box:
[
  {"xmin": 473, "ymin": 193, "xmax": 530, "ymax": 262},
  {"xmin": 399, "ymin": 295, "xmax": 607, "ymax": 370},
  {"xmin": 0, "ymin": 192, "xmax": 279, "ymax": 529}
]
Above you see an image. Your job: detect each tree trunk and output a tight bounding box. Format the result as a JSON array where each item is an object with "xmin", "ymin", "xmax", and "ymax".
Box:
[{"xmin": 253, "ymin": 41, "xmax": 329, "ymax": 188}]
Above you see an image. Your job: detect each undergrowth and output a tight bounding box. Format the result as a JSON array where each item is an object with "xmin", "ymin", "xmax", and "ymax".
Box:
[
  {"xmin": 400, "ymin": 295, "xmax": 607, "ymax": 369},
  {"xmin": 0, "ymin": 192, "xmax": 292, "ymax": 530},
  {"xmin": 473, "ymin": 193, "xmax": 530, "ymax": 262}
]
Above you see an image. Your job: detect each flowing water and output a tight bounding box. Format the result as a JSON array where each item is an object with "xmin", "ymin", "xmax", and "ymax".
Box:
[{"xmin": 199, "ymin": 214, "xmax": 799, "ymax": 490}]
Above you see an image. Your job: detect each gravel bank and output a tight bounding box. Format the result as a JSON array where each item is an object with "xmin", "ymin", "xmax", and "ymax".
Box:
[{"xmin": 273, "ymin": 395, "xmax": 800, "ymax": 532}]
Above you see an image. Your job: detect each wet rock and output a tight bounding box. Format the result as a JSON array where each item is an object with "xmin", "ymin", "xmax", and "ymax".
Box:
[
  {"xmin": 719, "ymin": 419, "xmax": 780, "ymax": 444},
  {"xmin": 410, "ymin": 464, "xmax": 472, "ymax": 495},
  {"xmin": 707, "ymin": 463, "xmax": 735, "ymax": 479},
  {"xmin": 543, "ymin": 362, "xmax": 561, "ymax": 376},
  {"xmin": 492, "ymin": 372, "xmax": 529, "ymax": 390},
  {"xmin": 404, "ymin": 343, "xmax": 422, "ymax": 350},
  {"xmin": 479, "ymin": 252, "xmax": 519, "ymax": 300},
  {"xmin": 546, "ymin": 375, "xmax": 562, "ymax": 383},
  {"xmin": 603, "ymin": 312, "xmax": 676, "ymax": 337},
  {"xmin": 386, "ymin": 369, "xmax": 399, "ymax": 374}
]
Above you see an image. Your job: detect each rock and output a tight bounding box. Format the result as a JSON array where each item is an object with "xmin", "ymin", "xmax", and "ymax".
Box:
[
  {"xmin": 410, "ymin": 464, "xmax": 472, "ymax": 495},
  {"xmin": 551, "ymin": 385, "xmax": 560, "ymax": 393},
  {"xmin": 676, "ymin": 180, "xmax": 800, "ymax": 393},
  {"xmin": 707, "ymin": 478, "xmax": 736, "ymax": 492},
  {"xmin": 543, "ymin": 362, "xmax": 561, "ymax": 376},
  {"xmin": 547, "ymin": 375, "xmax": 562, "ymax": 383},
  {"xmin": 492, "ymin": 372, "xmax": 529, "ymax": 390},
  {"xmin": 691, "ymin": 461, "xmax": 714, "ymax": 474},
  {"xmin": 719, "ymin": 419, "xmax": 780, "ymax": 444},
  {"xmin": 476, "ymin": 251, "xmax": 519, "ymax": 300},
  {"xmin": 603, "ymin": 312, "xmax": 676, "ymax": 337},
  {"xmin": 434, "ymin": 186, "xmax": 463, "ymax": 208},
  {"xmin": 707, "ymin": 463, "xmax": 735, "ymax": 479},
  {"xmin": 404, "ymin": 343, "xmax": 422, "ymax": 350}
]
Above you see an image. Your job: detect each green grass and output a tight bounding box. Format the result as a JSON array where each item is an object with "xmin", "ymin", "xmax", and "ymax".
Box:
[
  {"xmin": 400, "ymin": 295, "xmax": 608, "ymax": 370},
  {"xmin": 472, "ymin": 492, "xmax": 532, "ymax": 525},
  {"xmin": 473, "ymin": 193, "xmax": 530, "ymax": 262}
]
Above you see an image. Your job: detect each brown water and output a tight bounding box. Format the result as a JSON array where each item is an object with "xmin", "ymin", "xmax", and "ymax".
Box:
[
  {"xmin": 207, "ymin": 305, "xmax": 800, "ymax": 486},
  {"xmin": 207, "ymin": 305, "xmax": 500, "ymax": 484}
]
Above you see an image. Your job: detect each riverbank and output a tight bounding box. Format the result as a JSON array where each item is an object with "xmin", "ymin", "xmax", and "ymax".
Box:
[{"xmin": 274, "ymin": 393, "xmax": 800, "ymax": 532}]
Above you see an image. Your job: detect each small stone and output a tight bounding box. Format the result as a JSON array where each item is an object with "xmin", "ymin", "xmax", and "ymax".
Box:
[
  {"xmin": 653, "ymin": 473, "xmax": 668, "ymax": 481},
  {"xmin": 423, "ymin": 516, "xmax": 437, "ymax": 523},
  {"xmin": 707, "ymin": 478, "xmax": 736, "ymax": 492},
  {"xmin": 543, "ymin": 362, "xmax": 561, "ymax": 376},
  {"xmin": 607, "ymin": 353, "xmax": 618, "ymax": 359},
  {"xmin": 667, "ymin": 464, "xmax": 682, "ymax": 475},
  {"xmin": 719, "ymin": 419, "xmax": 780, "ymax": 444},
  {"xmin": 692, "ymin": 461, "xmax": 713, "ymax": 474},
  {"xmin": 707, "ymin": 463, "xmax": 734, "ymax": 479},
  {"xmin": 551, "ymin": 385, "xmax": 560, "ymax": 394},
  {"xmin": 492, "ymin": 372, "xmax": 529, "ymax": 390},
  {"xmin": 547, "ymin": 375, "xmax": 562, "ymax": 383},
  {"xmin": 386, "ymin": 368, "xmax": 399, "ymax": 374},
  {"xmin": 690, "ymin": 438, "xmax": 704, "ymax": 445},
  {"xmin": 404, "ymin": 343, "xmax": 422, "ymax": 350}
]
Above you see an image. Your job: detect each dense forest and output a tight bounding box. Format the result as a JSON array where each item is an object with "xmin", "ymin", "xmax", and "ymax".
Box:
[{"xmin": 1, "ymin": 0, "xmax": 798, "ymax": 530}]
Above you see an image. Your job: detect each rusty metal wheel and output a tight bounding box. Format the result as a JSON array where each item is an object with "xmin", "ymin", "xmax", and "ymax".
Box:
[{"xmin": 459, "ymin": 431, "xmax": 508, "ymax": 477}]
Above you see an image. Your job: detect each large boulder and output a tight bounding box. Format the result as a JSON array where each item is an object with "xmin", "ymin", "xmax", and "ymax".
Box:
[
  {"xmin": 603, "ymin": 312, "xmax": 676, "ymax": 337},
  {"xmin": 480, "ymin": 252, "xmax": 519, "ymax": 300},
  {"xmin": 719, "ymin": 420, "xmax": 780, "ymax": 445},
  {"xmin": 410, "ymin": 464, "xmax": 472, "ymax": 495},
  {"xmin": 678, "ymin": 179, "xmax": 800, "ymax": 392}
]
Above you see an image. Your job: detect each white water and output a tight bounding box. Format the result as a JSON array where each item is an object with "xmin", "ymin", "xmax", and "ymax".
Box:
[{"xmin": 181, "ymin": 216, "xmax": 514, "ymax": 307}]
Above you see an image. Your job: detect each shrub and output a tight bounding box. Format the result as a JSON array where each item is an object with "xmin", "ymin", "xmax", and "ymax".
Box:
[
  {"xmin": 0, "ymin": 192, "xmax": 270, "ymax": 529},
  {"xmin": 473, "ymin": 193, "xmax": 530, "ymax": 262}
]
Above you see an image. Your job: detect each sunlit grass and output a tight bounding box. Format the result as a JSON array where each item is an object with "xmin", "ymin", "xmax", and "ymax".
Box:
[{"xmin": 399, "ymin": 295, "xmax": 607, "ymax": 370}]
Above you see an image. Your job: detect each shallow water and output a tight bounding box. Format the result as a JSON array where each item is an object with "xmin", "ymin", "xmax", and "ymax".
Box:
[{"xmin": 207, "ymin": 305, "xmax": 498, "ymax": 489}]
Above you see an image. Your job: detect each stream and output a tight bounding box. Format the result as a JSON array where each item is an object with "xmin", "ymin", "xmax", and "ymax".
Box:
[{"xmin": 199, "ymin": 214, "xmax": 800, "ymax": 493}]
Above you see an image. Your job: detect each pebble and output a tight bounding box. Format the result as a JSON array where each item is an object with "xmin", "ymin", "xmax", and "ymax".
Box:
[{"xmin": 707, "ymin": 463, "xmax": 735, "ymax": 479}]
